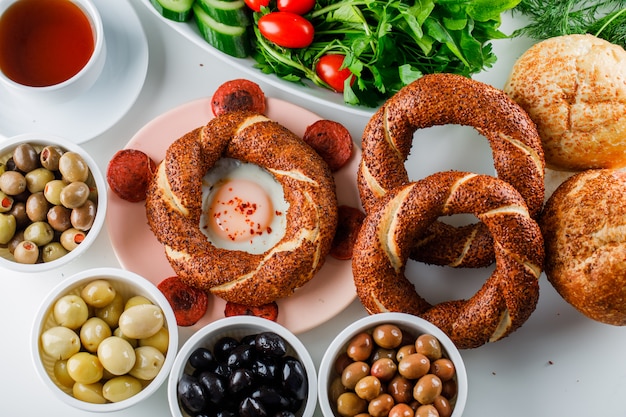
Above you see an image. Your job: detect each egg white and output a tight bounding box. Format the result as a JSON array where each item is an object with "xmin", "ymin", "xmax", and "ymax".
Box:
[{"xmin": 200, "ymin": 158, "xmax": 288, "ymax": 254}]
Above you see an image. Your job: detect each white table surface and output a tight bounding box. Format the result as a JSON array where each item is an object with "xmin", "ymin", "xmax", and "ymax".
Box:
[{"xmin": 2, "ymin": 2, "xmax": 626, "ymax": 416}]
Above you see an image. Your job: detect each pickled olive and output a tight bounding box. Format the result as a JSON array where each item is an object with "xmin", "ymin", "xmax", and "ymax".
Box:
[
  {"xmin": 25, "ymin": 192, "xmax": 50, "ymax": 222},
  {"xmin": 24, "ymin": 220, "xmax": 54, "ymax": 246},
  {"xmin": 413, "ymin": 374, "xmax": 442, "ymax": 405},
  {"xmin": 81, "ymin": 279, "xmax": 116, "ymax": 308},
  {"xmin": 0, "ymin": 213, "xmax": 16, "ymax": 244},
  {"xmin": 59, "ymin": 152, "xmax": 89, "ymax": 183},
  {"xmin": 432, "ymin": 395, "xmax": 452, "ymax": 417},
  {"xmin": 397, "ymin": 344, "xmax": 417, "ymax": 363},
  {"xmin": 42, "ymin": 242, "xmax": 69, "ymax": 262},
  {"xmin": 67, "ymin": 351, "xmax": 104, "ymax": 384},
  {"xmin": 25, "ymin": 167, "xmax": 55, "ymax": 193},
  {"xmin": 97, "ymin": 336, "xmax": 137, "ymax": 376},
  {"xmin": 336, "ymin": 392, "xmax": 367, "ymax": 417},
  {"xmin": 124, "ymin": 295, "xmax": 153, "ymax": 309},
  {"xmin": 53, "ymin": 294, "xmax": 89, "ymax": 329},
  {"xmin": 73, "ymin": 381, "xmax": 107, "ymax": 404},
  {"xmin": 40, "ymin": 145, "xmax": 64, "ymax": 171},
  {"xmin": 95, "ymin": 293, "xmax": 125, "ymax": 328},
  {"xmin": 53, "ymin": 359, "xmax": 75, "ymax": 388},
  {"xmin": 415, "ymin": 334, "xmax": 442, "ymax": 361},
  {"xmin": 370, "ymin": 357, "xmax": 398, "ymax": 382},
  {"xmin": 118, "ymin": 304, "xmax": 164, "ymax": 339},
  {"xmin": 8, "ymin": 201, "xmax": 28, "ymax": 228},
  {"xmin": 372, "ymin": 324, "xmax": 403, "ymax": 349},
  {"xmin": 13, "ymin": 240, "xmax": 38, "ymax": 263},
  {"xmin": 430, "ymin": 358, "xmax": 455, "ymax": 382},
  {"xmin": 129, "ymin": 345, "xmax": 165, "ymax": 380},
  {"xmin": 102, "ymin": 375, "xmax": 143, "ymax": 403},
  {"xmin": 347, "ymin": 332, "xmax": 373, "ymax": 361},
  {"xmin": 71, "ymin": 199, "xmax": 96, "ymax": 230},
  {"xmin": 44, "ymin": 179, "xmax": 66, "ymax": 205},
  {"xmin": 398, "ymin": 353, "xmax": 430, "ymax": 380},
  {"xmin": 41, "ymin": 326, "xmax": 81, "ymax": 360},
  {"xmin": 60, "ymin": 181, "xmax": 90, "ymax": 209},
  {"xmin": 369, "ymin": 393, "xmax": 395, "ymax": 417},
  {"xmin": 80, "ymin": 317, "xmax": 112, "ymax": 353},
  {"xmin": 13, "ymin": 143, "xmax": 39, "ymax": 172},
  {"xmin": 60, "ymin": 227, "xmax": 86, "ymax": 251},
  {"xmin": 0, "ymin": 170, "xmax": 26, "ymax": 195},
  {"xmin": 139, "ymin": 326, "xmax": 170, "ymax": 354},
  {"xmin": 355, "ymin": 375, "xmax": 382, "ymax": 401},
  {"xmin": 341, "ymin": 361, "xmax": 370, "ymax": 390},
  {"xmin": 47, "ymin": 205, "xmax": 72, "ymax": 232},
  {"xmin": 388, "ymin": 375, "xmax": 414, "ymax": 404},
  {"xmin": 0, "ymin": 190, "xmax": 14, "ymax": 213}
]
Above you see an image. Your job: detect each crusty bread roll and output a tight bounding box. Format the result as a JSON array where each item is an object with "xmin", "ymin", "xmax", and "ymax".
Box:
[
  {"xmin": 504, "ymin": 34, "xmax": 626, "ymax": 171},
  {"xmin": 540, "ymin": 169, "xmax": 626, "ymax": 325}
]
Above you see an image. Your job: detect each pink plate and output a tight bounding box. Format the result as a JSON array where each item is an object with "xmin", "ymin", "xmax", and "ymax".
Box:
[{"xmin": 106, "ymin": 97, "xmax": 362, "ymax": 335}]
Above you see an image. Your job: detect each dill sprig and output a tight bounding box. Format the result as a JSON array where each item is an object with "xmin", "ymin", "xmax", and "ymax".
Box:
[{"xmin": 514, "ymin": 0, "xmax": 626, "ymax": 48}]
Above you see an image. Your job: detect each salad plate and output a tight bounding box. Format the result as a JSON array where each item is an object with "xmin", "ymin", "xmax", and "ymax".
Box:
[
  {"xmin": 107, "ymin": 97, "xmax": 361, "ymax": 335},
  {"xmin": 0, "ymin": 0, "xmax": 149, "ymax": 144}
]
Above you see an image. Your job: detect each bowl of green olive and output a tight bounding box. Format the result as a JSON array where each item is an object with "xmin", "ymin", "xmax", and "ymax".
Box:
[
  {"xmin": 31, "ymin": 267, "xmax": 179, "ymax": 412},
  {"xmin": 0, "ymin": 133, "xmax": 107, "ymax": 272},
  {"xmin": 318, "ymin": 313, "xmax": 468, "ymax": 417}
]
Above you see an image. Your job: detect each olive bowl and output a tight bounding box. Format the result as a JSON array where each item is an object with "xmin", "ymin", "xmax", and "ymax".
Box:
[
  {"xmin": 31, "ymin": 267, "xmax": 179, "ymax": 412},
  {"xmin": 318, "ymin": 312, "xmax": 468, "ymax": 417},
  {"xmin": 168, "ymin": 315, "xmax": 317, "ymax": 417},
  {"xmin": 0, "ymin": 133, "xmax": 107, "ymax": 272}
]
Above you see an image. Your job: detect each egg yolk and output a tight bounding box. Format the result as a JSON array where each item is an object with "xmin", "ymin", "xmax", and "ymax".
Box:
[{"xmin": 207, "ymin": 178, "xmax": 274, "ymax": 242}]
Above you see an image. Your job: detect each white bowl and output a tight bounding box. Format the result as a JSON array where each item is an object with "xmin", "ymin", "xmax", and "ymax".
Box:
[
  {"xmin": 0, "ymin": 133, "xmax": 107, "ymax": 272},
  {"xmin": 318, "ymin": 313, "xmax": 468, "ymax": 417},
  {"xmin": 168, "ymin": 315, "xmax": 317, "ymax": 417},
  {"xmin": 31, "ymin": 267, "xmax": 179, "ymax": 412},
  {"xmin": 0, "ymin": 0, "xmax": 106, "ymax": 105}
]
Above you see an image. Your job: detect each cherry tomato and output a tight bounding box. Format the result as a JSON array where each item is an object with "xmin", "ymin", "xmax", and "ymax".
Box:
[
  {"xmin": 315, "ymin": 54, "xmax": 354, "ymax": 92},
  {"xmin": 244, "ymin": 0, "xmax": 270, "ymax": 12},
  {"xmin": 257, "ymin": 12, "xmax": 314, "ymax": 49},
  {"xmin": 277, "ymin": 0, "xmax": 316, "ymax": 15}
]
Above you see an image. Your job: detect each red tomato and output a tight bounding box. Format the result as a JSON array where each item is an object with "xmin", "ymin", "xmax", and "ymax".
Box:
[
  {"xmin": 244, "ymin": 0, "xmax": 270, "ymax": 12},
  {"xmin": 315, "ymin": 54, "xmax": 354, "ymax": 92},
  {"xmin": 277, "ymin": 0, "xmax": 316, "ymax": 15},
  {"xmin": 257, "ymin": 12, "xmax": 314, "ymax": 49}
]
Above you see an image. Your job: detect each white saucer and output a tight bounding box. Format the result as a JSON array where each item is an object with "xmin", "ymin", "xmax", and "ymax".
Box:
[{"xmin": 0, "ymin": 0, "xmax": 148, "ymax": 144}]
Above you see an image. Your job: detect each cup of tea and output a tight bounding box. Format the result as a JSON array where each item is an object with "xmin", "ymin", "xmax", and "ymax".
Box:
[{"xmin": 0, "ymin": 0, "xmax": 106, "ymax": 105}]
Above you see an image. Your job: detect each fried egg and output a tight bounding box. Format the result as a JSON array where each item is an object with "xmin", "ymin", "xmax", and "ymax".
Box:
[{"xmin": 200, "ymin": 158, "xmax": 288, "ymax": 254}]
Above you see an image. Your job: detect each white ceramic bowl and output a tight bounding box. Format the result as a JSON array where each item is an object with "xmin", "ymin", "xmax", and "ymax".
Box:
[
  {"xmin": 168, "ymin": 315, "xmax": 317, "ymax": 417},
  {"xmin": 0, "ymin": 133, "xmax": 107, "ymax": 272},
  {"xmin": 0, "ymin": 0, "xmax": 106, "ymax": 105},
  {"xmin": 318, "ymin": 313, "xmax": 468, "ymax": 417},
  {"xmin": 31, "ymin": 267, "xmax": 179, "ymax": 412}
]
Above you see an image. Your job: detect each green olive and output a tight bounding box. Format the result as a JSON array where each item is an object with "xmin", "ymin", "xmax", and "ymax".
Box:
[
  {"xmin": 80, "ymin": 317, "xmax": 112, "ymax": 353},
  {"xmin": 40, "ymin": 145, "xmax": 64, "ymax": 171},
  {"xmin": 0, "ymin": 171, "xmax": 26, "ymax": 195},
  {"xmin": 25, "ymin": 167, "xmax": 55, "ymax": 193},
  {"xmin": 71, "ymin": 199, "xmax": 96, "ymax": 231},
  {"xmin": 59, "ymin": 152, "xmax": 89, "ymax": 183},
  {"xmin": 129, "ymin": 345, "xmax": 164, "ymax": 380},
  {"xmin": 13, "ymin": 143, "xmax": 40, "ymax": 172},
  {"xmin": 47, "ymin": 205, "xmax": 72, "ymax": 232},
  {"xmin": 95, "ymin": 292, "xmax": 124, "ymax": 328},
  {"xmin": 102, "ymin": 375, "xmax": 142, "ymax": 403},
  {"xmin": 118, "ymin": 304, "xmax": 164, "ymax": 340},
  {"xmin": 0, "ymin": 213, "xmax": 16, "ymax": 245},
  {"xmin": 42, "ymin": 242, "xmax": 69, "ymax": 263},
  {"xmin": 23, "ymin": 221, "xmax": 54, "ymax": 246},
  {"xmin": 72, "ymin": 381, "xmax": 106, "ymax": 404},
  {"xmin": 0, "ymin": 190, "xmax": 14, "ymax": 213},
  {"xmin": 60, "ymin": 181, "xmax": 90, "ymax": 209},
  {"xmin": 43, "ymin": 180, "xmax": 66, "ymax": 206},
  {"xmin": 25, "ymin": 192, "xmax": 50, "ymax": 222},
  {"xmin": 138, "ymin": 327, "xmax": 169, "ymax": 354},
  {"xmin": 13, "ymin": 240, "xmax": 38, "ymax": 263},
  {"xmin": 40, "ymin": 326, "xmax": 81, "ymax": 360},
  {"xmin": 60, "ymin": 228, "xmax": 86, "ymax": 251},
  {"xmin": 67, "ymin": 351, "xmax": 103, "ymax": 384},
  {"xmin": 53, "ymin": 360, "xmax": 75, "ymax": 388},
  {"xmin": 81, "ymin": 279, "xmax": 116, "ymax": 308},
  {"xmin": 97, "ymin": 336, "xmax": 136, "ymax": 376},
  {"xmin": 53, "ymin": 294, "xmax": 89, "ymax": 329}
]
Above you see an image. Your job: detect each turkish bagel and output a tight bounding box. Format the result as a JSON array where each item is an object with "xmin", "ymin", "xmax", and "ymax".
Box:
[
  {"xmin": 145, "ymin": 111, "xmax": 338, "ymax": 306},
  {"xmin": 352, "ymin": 171, "xmax": 544, "ymax": 349},
  {"xmin": 358, "ymin": 73, "xmax": 545, "ymax": 267}
]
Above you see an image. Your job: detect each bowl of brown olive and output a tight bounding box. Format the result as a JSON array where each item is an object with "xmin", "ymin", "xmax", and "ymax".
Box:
[
  {"xmin": 0, "ymin": 133, "xmax": 106, "ymax": 272},
  {"xmin": 168, "ymin": 315, "xmax": 317, "ymax": 417},
  {"xmin": 318, "ymin": 313, "xmax": 468, "ymax": 417},
  {"xmin": 31, "ymin": 267, "xmax": 178, "ymax": 412}
]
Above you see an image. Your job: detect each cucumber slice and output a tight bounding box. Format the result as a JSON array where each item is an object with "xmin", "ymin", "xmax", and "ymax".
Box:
[
  {"xmin": 196, "ymin": 0, "xmax": 251, "ymax": 27},
  {"xmin": 150, "ymin": 0, "xmax": 194, "ymax": 22},
  {"xmin": 193, "ymin": 3, "xmax": 251, "ymax": 58}
]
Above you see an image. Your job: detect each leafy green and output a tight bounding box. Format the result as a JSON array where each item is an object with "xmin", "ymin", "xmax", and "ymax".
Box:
[
  {"xmin": 250, "ymin": 0, "xmax": 520, "ymax": 107},
  {"xmin": 513, "ymin": 0, "xmax": 626, "ymax": 47}
]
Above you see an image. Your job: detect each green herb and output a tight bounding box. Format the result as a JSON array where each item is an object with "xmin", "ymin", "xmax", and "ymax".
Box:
[
  {"xmin": 513, "ymin": 0, "xmax": 626, "ymax": 48},
  {"xmin": 251, "ymin": 0, "xmax": 520, "ymax": 107}
]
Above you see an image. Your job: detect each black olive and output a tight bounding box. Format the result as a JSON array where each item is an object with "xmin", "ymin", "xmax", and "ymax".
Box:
[
  {"xmin": 255, "ymin": 332, "xmax": 287, "ymax": 357},
  {"xmin": 227, "ymin": 344, "xmax": 256, "ymax": 368},
  {"xmin": 281, "ymin": 357, "xmax": 308, "ymax": 401},
  {"xmin": 251, "ymin": 386, "xmax": 292, "ymax": 412},
  {"xmin": 241, "ymin": 334, "xmax": 257, "ymax": 346},
  {"xmin": 229, "ymin": 368, "xmax": 256, "ymax": 395},
  {"xmin": 198, "ymin": 371, "xmax": 227, "ymax": 404},
  {"xmin": 252, "ymin": 355, "xmax": 279, "ymax": 382},
  {"xmin": 216, "ymin": 410, "xmax": 237, "ymax": 417},
  {"xmin": 274, "ymin": 411, "xmax": 296, "ymax": 417},
  {"xmin": 239, "ymin": 396, "xmax": 268, "ymax": 417},
  {"xmin": 177, "ymin": 374, "xmax": 207, "ymax": 415},
  {"xmin": 189, "ymin": 347, "xmax": 217, "ymax": 371},
  {"xmin": 214, "ymin": 362, "xmax": 233, "ymax": 379},
  {"xmin": 214, "ymin": 336, "xmax": 240, "ymax": 362}
]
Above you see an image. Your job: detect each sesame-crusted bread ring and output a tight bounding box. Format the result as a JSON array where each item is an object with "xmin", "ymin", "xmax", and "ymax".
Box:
[
  {"xmin": 352, "ymin": 171, "xmax": 544, "ymax": 349},
  {"xmin": 358, "ymin": 73, "xmax": 545, "ymax": 267},
  {"xmin": 145, "ymin": 111, "xmax": 338, "ymax": 306}
]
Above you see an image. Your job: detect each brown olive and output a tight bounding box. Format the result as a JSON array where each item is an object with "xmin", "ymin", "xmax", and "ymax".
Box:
[
  {"xmin": 70, "ymin": 199, "xmax": 96, "ymax": 231},
  {"xmin": 415, "ymin": 404, "xmax": 438, "ymax": 417},
  {"xmin": 40, "ymin": 145, "xmax": 64, "ymax": 171},
  {"xmin": 372, "ymin": 324, "xmax": 403, "ymax": 349},
  {"xmin": 432, "ymin": 395, "xmax": 452, "ymax": 417},
  {"xmin": 13, "ymin": 240, "xmax": 39, "ymax": 264},
  {"xmin": 341, "ymin": 361, "xmax": 370, "ymax": 390},
  {"xmin": 388, "ymin": 375, "xmax": 414, "ymax": 404},
  {"xmin": 25, "ymin": 167, "xmax": 55, "ymax": 193},
  {"xmin": 60, "ymin": 228, "xmax": 86, "ymax": 251},
  {"xmin": 415, "ymin": 334, "xmax": 442, "ymax": 361},
  {"xmin": 398, "ymin": 353, "xmax": 430, "ymax": 380},
  {"xmin": 355, "ymin": 375, "xmax": 382, "ymax": 401},
  {"xmin": 334, "ymin": 352, "xmax": 352, "ymax": 375},
  {"xmin": 413, "ymin": 374, "xmax": 442, "ymax": 405},
  {"xmin": 8, "ymin": 201, "xmax": 28, "ymax": 228},
  {"xmin": 389, "ymin": 403, "xmax": 415, "ymax": 417},
  {"xmin": 370, "ymin": 357, "xmax": 397, "ymax": 382},
  {"xmin": 368, "ymin": 393, "xmax": 395, "ymax": 417},
  {"xmin": 441, "ymin": 379, "xmax": 457, "ymax": 400},
  {"xmin": 13, "ymin": 143, "xmax": 40, "ymax": 172},
  {"xmin": 7, "ymin": 230, "xmax": 24, "ymax": 254},
  {"xmin": 336, "ymin": 392, "xmax": 367, "ymax": 417},
  {"xmin": 25, "ymin": 192, "xmax": 50, "ymax": 222},
  {"xmin": 396, "ymin": 344, "xmax": 417, "ymax": 363},
  {"xmin": 329, "ymin": 377, "xmax": 348, "ymax": 405},
  {"xmin": 371, "ymin": 348, "xmax": 396, "ymax": 362},
  {"xmin": 430, "ymin": 359, "xmax": 455, "ymax": 382},
  {"xmin": 0, "ymin": 170, "xmax": 26, "ymax": 195},
  {"xmin": 47, "ymin": 205, "xmax": 72, "ymax": 232},
  {"xmin": 59, "ymin": 152, "xmax": 89, "ymax": 183},
  {"xmin": 60, "ymin": 181, "xmax": 90, "ymax": 209},
  {"xmin": 347, "ymin": 332, "xmax": 374, "ymax": 361}
]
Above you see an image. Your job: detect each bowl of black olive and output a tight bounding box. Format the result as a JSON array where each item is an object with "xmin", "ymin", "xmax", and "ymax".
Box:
[
  {"xmin": 0, "ymin": 133, "xmax": 106, "ymax": 272},
  {"xmin": 168, "ymin": 315, "xmax": 317, "ymax": 417}
]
